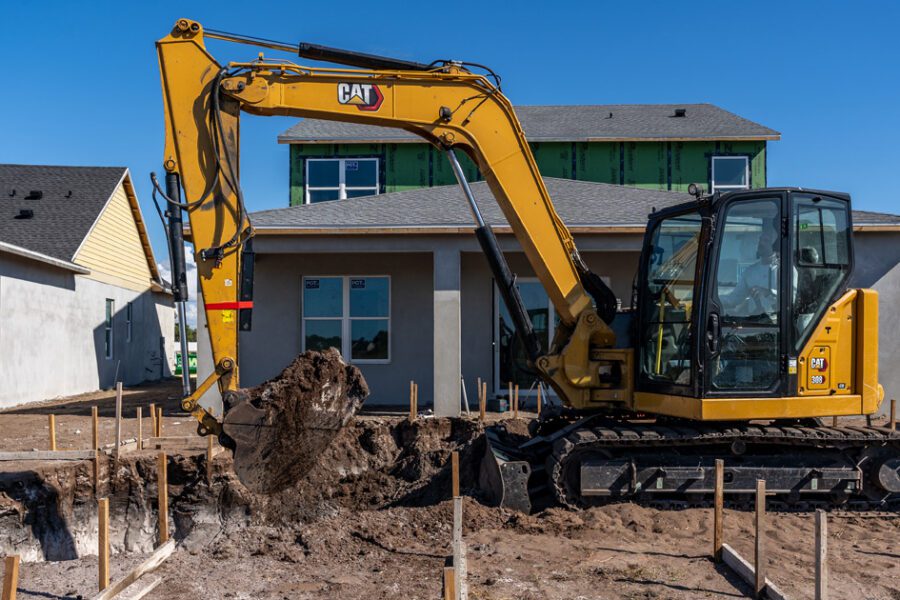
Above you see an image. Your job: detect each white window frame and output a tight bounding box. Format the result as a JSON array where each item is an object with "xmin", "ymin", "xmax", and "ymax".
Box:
[
  {"xmin": 104, "ymin": 299, "xmax": 115, "ymax": 360},
  {"xmin": 711, "ymin": 155, "xmax": 750, "ymax": 193},
  {"xmin": 305, "ymin": 158, "xmax": 379, "ymax": 203},
  {"xmin": 125, "ymin": 302, "xmax": 133, "ymax": 343},
  {"xmin": 301, "ymin": 275, "xmax": 391, "ymax": 364}
]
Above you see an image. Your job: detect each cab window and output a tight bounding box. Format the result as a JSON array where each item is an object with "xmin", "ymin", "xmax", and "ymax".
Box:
[
  {"xmin": 791, "ymin": 194, "xmax": 851, "ymax": 350},
  {"xmin": 640, "ymin": 211, "xmax": 703, "ymax": 386},
  {"xmin": 709, "ymin": 198, "xmax": 781, "ymax": 392}
]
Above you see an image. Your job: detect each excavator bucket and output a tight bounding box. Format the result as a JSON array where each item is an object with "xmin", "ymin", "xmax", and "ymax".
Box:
[{"xmin": 221, "ymin": 348, "xmax": 369, "ymax": 494}]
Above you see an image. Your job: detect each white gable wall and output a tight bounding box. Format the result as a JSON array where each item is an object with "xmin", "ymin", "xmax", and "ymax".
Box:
[{"xmin": 0, "ymin": 252, "xmax": 174, "ymax": 408}]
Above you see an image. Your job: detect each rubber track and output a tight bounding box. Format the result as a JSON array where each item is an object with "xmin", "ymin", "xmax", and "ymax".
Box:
[{"xmin": 548, "ymin": 422, "xmax": 900, "ymax": 508}]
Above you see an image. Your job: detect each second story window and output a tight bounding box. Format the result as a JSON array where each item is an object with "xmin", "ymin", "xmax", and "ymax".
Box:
[
  {"xmin": 305, "ymin": 158, "xmax": 379, "ymax": 203},
  {"xmin": 711, "ymin": 156, "xmax": 750, "ymax": 193}
]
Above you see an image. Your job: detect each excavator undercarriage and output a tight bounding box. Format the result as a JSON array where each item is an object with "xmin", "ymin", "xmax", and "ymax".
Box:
[{"xmin": 483, "ymin": 418, "xmax": 900, "ymax": 513}]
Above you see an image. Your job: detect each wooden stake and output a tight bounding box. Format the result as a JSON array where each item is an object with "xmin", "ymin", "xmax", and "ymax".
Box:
[
  {"xmin": 157, "ymin": 452, "xmax": 168, "ymax": 544},
  {"xmin": 514, "ymin": 384, "xmax": 519, "ymax": 419},
  {"xmin": 113, "ymin": 382, "xmax": 123, "ymax": 461},
  {"xmin": 831, "ymin": 415, "xmax": 838, "ymax": 427},
  {"xmin": 755, "ymin": 479, "xmax": 766, "ymax": 599},
  {"xmin": 92, "ymin": 406, "xmax": 99, "ymax": 450},
  {"xmin": 890, "ymin": 398, "xmax": 896, "ymax": 432},
  {"xmin": 507, "ymin": 381, "xmax": 512, "ymax": 414},
  {"xmin": 156, "ymin": 408, "xmax": 163, "ymax": 437},
  {"xmin": 452, "ymin": 495, "xmax": 463, "ymax": 600},
  {"xmin": 815, "ymin": 509, "xmax": 827, "ymax": 600},
  {"xmin": 2, "ymin": 555, "xmax": 19, "ymax": 600},
  {"xmin": 409, "ymin": 380, "xmax": 417, "ymax": 422},
  {"xmin": 451, "ymin": 451, "xmax": 460, "ymax": 498},
  {"xmin": 443, "ymin": 565, "xmax": 455, "ymax": 600},
  {"xmin": 478, "ymin": 382, "xmax": 486, "ymax": 424},
  {"xmin": 98, "ymin": 497, "xmax": 110, "ymax": 591},
  {"xmin": 536, "ymin": 384, "xmax": 542, "ymax": 418},
  {"xmin": 206, "ymin": 435, "xmax": 214, "ymax": 483},
  {"xmin": 48, "ymin": 414, "xmax": 56, "ymax": 451},
  {"xmin": 136, "ymin": 407, "xmax": 143, "ymax": 449},
  {"xmin": 714, "ymin": 459, "xmax": 724, "ymax": 562},
  {"xmin": 149, "ymin": 404, "xmax": 156, "ymax": 441},
  {"xmin": 93, "ymin": 449, "xmax": 101, "ymax": 497}
]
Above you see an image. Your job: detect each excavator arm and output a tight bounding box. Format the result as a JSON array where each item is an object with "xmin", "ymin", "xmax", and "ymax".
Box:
[{"xmin": 157, "ymin": 17, "xmax": 627, "ymax": 433}]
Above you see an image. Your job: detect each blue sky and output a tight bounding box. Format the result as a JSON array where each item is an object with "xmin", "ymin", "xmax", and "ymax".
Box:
[{"xmin": 2, "ymin": 1, "xmax": 898, "ymax": 261}]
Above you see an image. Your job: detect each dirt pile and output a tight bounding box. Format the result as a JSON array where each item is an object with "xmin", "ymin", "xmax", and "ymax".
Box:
[
  {"xmin": 223, "ymin": 349, "xmax": 369, "ymax": 495},
  {"xmin": 0, "ymin": 415, "xmax": 485, "ymax": 562},
  {"xmin": 246, "ymin": 416, "xmax": 484, "ymax": 523}
]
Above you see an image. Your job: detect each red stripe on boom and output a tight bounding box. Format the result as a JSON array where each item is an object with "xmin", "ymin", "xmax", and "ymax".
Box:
[{"xmin": 205, "ymin": 301, "xmax": 254, "ymax": 310}]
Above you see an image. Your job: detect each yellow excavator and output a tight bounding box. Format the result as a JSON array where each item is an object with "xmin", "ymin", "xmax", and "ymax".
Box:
[{"xmin": 155, "ymin": 19, "xmax": 899, "ymax": 507}]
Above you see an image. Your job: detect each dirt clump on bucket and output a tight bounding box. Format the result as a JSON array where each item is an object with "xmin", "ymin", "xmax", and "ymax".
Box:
[{"xmin": 223, "ymin": 349, "xmax": 369, "ymax": 495}]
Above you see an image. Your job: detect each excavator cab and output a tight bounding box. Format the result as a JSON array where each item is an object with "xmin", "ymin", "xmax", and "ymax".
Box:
[{"xmin": 635, "ymin": 188, "xmax": 861, "ymax": 412}]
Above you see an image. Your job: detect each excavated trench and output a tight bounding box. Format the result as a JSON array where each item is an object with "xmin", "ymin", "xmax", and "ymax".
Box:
[{"xmin": 0, "ymin": 417, "xmax": 485, "ymax": 563}]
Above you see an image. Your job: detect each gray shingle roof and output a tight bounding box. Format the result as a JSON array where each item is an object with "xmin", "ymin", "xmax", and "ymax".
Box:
[
  {"xmin": 852, "ymin": 209, "xmax": 900, "ymax": 226},
  {"xmin": 251, "ymin": 179, "xmax": 691, "ymax": 229},
  {"xmin": 278, "ymin": 104, "xmax": 780, "ymax": 144},
  {"xmin": 251, "ymin": 179, "xmax": 900, "ymax": 231},
  {"xmin": 0, "ymin": 164, "xmax": 126, "ymax": 262}
]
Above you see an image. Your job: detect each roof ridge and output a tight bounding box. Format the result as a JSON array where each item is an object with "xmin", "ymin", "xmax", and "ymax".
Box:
[{"xmin": 0, "ymin": 163, "xmax": 127, "ymax": 170}]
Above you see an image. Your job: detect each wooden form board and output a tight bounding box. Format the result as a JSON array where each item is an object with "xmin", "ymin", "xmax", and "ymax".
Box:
[
  {"xmin": 89, "ymin": 540, "xmax": 174, "ymax": 600},
  {"xmin": 0, "ymin": 450, "xmax": 95, "ymax": 461},
  {"xmin": 720, "ymin": 544, "xmax": 789, "ymax": 600}
]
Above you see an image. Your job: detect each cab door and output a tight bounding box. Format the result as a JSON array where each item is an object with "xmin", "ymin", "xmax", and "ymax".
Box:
[
  {"xmin": 703, "ymin": 193, "xmax": 787, "ymax": 397},
  {"xmin": 636, "ymin": 205, "xmax": 707, "ymax": 398}
]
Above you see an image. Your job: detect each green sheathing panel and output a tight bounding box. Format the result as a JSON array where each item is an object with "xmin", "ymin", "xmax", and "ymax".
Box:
[
  {"xmin": 623, "ymin": 142, "xmax": 666, "ymax": 190},
  {"xmin": 385, "ymin": 144, "xmax": 429, "ymax": 193},
  {"xmin": 431, "ymin": 146, "xmax": 480, "ymax": 186},
  {"xmin": 288, "ymin": 139, "xmax": 768, "ymax": 205},
  {"xmin": 720, "ymin": 141, "xmax": 766, "ymax": 189},
  {"xmin": 669, "ymin": 141, "xmax": 767, "ymax": 193},
  {"xmin": 530, "ymin": 142, "xmax": 573, "ymax": 179},
  {"xmin": 575, "ymin": 142, "xmax": 619, "ymax": 184},
  {"xmin": 670, "ymin": 142, "xmax": 716, "ymax": 193}
]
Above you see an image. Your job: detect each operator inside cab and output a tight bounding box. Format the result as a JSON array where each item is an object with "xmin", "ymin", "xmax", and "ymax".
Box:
[{"xmin": 720, "ymin": 227, "xmax": 779, "ymax": 319}]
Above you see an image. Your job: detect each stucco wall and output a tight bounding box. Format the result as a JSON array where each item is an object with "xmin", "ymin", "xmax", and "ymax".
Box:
[
  {"xmin": 850, "ymin": 231, "xmax": 900, "ymax": 415},
  {"xmin": 213, "ymin": 227, "xmax": 898, "ymax": 413},
  {"xmin": 0, "ymin": 253, "xmax": 174, "ymax": 408},
  {"xmin": 233, "ymin": 240, "xmax": 641, "ymax": 408},
  {"xmin": 236, "ymin": 252, "xmax": 433, "ymax": 406}
]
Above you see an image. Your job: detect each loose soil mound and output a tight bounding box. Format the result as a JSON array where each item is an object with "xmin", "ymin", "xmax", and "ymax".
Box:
[
  {"xmin": 0, "ymin": 415, "xmax": 485, "ymax": 561},
  {"xmin": 248, "ymin": 416, "xmax": 484, "ymax": 523}
]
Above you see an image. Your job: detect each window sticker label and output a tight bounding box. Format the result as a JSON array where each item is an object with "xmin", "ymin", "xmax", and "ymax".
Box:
[
  {"xmin": 350, "ymin": 278, "xmax": 366, "ymax": 289},
  {"xmin": 305, "ymin": 279, "xmax": 320, "ymax": 289}
]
